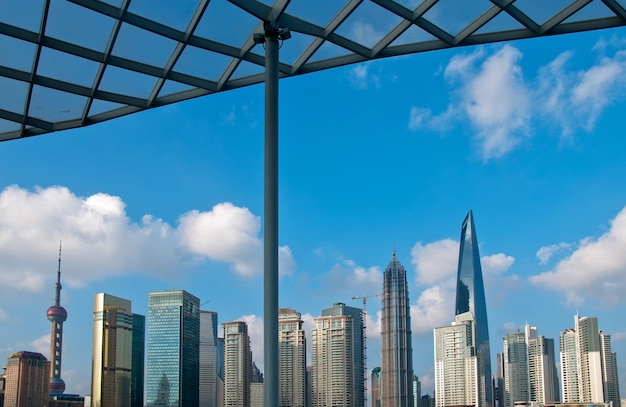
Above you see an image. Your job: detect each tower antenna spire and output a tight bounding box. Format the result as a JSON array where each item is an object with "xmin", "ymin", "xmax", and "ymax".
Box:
[
  {"xmin": 47, "ymin": 241, "xmax": 67, "ymax": 394},
  {"xmin": 55, "ymin": 241, "xmax": 62, "ymax": 306}
]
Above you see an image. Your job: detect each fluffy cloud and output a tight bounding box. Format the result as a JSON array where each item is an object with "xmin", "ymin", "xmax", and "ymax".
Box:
[
  {"xmin": 530, "ymin": 205, "xmax": 626, "ymax": 306},
  {"xmin": 411, "ymin": 285, "xmax": 455, "ymax": 336},
  {"xmin": 481, "ymin": 253, "xmax": 515, "ymax": 275},
  {"xmin": 0, "ymin": 185, "xmax": 295, "ymax": 291},
  {"xmin": 411, "ymin": 239, "xmax": 458, "ymax": 285},
  {"xmin": 348, "ymin": 63, "xmax": 381, "ymax": 90},
  {"xmin": 409, "ymin": 42, "xmax": 626, "ymax": 159},
  {"xmin": 239, "ymin": 314, "xmax": 265, "ymax": 369},
  {"xmin": 28, "ymin": 334, "xmax": 50, "ymax": 356},
  {"xmin": 323, "ymin": 259, "xmax": 383, "ymax": 297},
  {"xmin": 0, "ymin": 307, "xmax": 8, "ymax": 321},
  {"xmin": 536, "ymin": 242, "xmax": 572, "ymax": 265}
]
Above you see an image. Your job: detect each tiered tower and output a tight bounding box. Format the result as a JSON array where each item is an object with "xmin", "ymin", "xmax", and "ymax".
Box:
[{"xmin": 47, "ymin": 243, "xmax": 67, "ymax": 394}]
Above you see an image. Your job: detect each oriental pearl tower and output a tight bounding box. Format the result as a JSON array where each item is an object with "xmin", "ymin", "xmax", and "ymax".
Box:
[{"xmin": 47, "ymin": 243, "xmax": 67, "ymax": 394}]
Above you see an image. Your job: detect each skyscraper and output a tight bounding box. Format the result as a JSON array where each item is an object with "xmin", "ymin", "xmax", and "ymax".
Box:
[
  {"xmin": 381, "ymin": 251, "xmax": 414, "ymax": 407},
  {"xmin": 600, "ymin": 332, "xmax": 620, "ymax": 406},
  {"xmin": 371, "ymin": 367, "xmax": 382, "ymax": 407},
  {"xmin": 435, "ymin": 211, "xmax": 492, "ymax": 407},
  {"xmin": 200, "ymin": 310, "xmax": 219, "ymax": 407},
  {"xmin": 146, "ymin": 290, "xmax": 200, "ymax": 407},
  {"xmin": 455, "ymin": 210, "xmax": 492, "ymax": 407},
  {"xmin": 312, "ymin": 308, "xmax": 357, "ymax": 407},
  {"xmin": 131, "ymin": 313, "xmax": 145, "ymax": 407},
  {"xmin": 278, "ymin": 308, "xmax": 306, "ymax": 407},
  {"xmin": 47, "ymin": 244, "xmax": 67, "ymax": 395},
  {"xmin": 223, "ymin": 321, "xmax": 251, "ymax": 407},
  {"xmin": 91, "ymin": 293, "xmax": 136, "ymax": 407},
  {"xmin": 4, "ymin": 351, "xmax": 50, "ymax": 407}
]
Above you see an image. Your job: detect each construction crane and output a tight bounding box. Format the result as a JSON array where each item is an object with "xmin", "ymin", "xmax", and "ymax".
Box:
[{"xmin": 352, "ymin": 293, "xmax": 384, "ymax": 406}]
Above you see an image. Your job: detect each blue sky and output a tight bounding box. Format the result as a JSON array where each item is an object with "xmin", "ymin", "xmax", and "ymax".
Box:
[{"xmin": 2, "ymin": 26, "xmax": 626, "ymax": 399}]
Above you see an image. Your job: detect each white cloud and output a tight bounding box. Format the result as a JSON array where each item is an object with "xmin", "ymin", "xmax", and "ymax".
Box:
[
  {"xmin": 411, "ymin": 238, "xmax": 459, "ymax": 285},
  {"xmin": 411, "ymin": 285, "xmax": 455, "ymax": 336},
  {"xmin": 0, "ymin": 307, "xmax": 8, "ymax": 321},
  {"xmin": 324, "ymin": 259, "xmax": 383, "ymax": 297},
  {"xmin": 350, "ymin": 21, "xmax": 383, "ymax": 48},
  {"xmin": 536, "ymin": 242, "xmax": 572, "ymax": 265},
  {"xmin": 348, "ymin": 63, "xmax": 381, "ymax": 90},
  {"xmin": 240, "ymin": 314, "xmax": 264, "ymax": 369},
  {"xmin": 481, "ymin": 253, "xmax": 515, "ymax": 275},
  {"xmin": 29, "ymin": 334, "xmax": 50, "ymax": 356},
  {"xmin": 530, "ymin": 205, "xmax": 626, "ymax": 307},
  {"xmin": 0, "ymin": 185, "xmax": 296, "ymax": 291}
]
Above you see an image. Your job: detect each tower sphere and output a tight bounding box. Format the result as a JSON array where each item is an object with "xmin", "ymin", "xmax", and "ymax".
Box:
[
  {"xmin": 50, "ymin": 376, "xmax": 66, "ymax": 394},
  {"xmin": 47, "ymin": 304, "xmax": 67, "ymax": 322}
]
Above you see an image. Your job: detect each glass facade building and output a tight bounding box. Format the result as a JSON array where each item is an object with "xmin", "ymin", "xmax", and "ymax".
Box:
[
  {"xmin": 132, "ymin": 313, "xmax": 146, "ymax": 407},
  {"xmin": 146, "ymin": 290, "xmax": 200, "ymax": 407},
  {"xmin": 454, "ymin": 210, "xmax": 492, "ymax": 407},
  {"xmin": 381, "ymin": 251, "xmax": 414, "ymax": 407},
  {"xmin": 200, "ymin": 310, "xmax": 219, "ymax": 407}
]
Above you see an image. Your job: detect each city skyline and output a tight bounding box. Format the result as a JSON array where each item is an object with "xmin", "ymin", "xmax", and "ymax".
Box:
[{"xmin": 2, "ymin": 25, "xmax": 626, "ymax": 400}]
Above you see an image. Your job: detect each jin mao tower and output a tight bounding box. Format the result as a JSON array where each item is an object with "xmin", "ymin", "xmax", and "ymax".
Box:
[
  {"xmin": 380, "ymin": 251, "xmax": 414, "ymax": 407},
  {"xmin": 47, "ymin": 243, "xmax": 67, "ymax": 395}
]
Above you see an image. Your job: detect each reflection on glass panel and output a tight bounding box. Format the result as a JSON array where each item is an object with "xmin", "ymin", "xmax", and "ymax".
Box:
[
  {"xmin": 422, "ymin": 0, "xmax": 492, "ymax": 36},
  {"xmin": 28, "ymin": 85, "xmax": 87, "ymax": 122},
  {"xmin": 128, "ymin": 0, "xmax": 199, "ymax": 32},
  {"xmin": 195, "ymin": 0, "xmax": 259, "ymax": 48},
  {"xmin": 0, "ymin": 119, "xmax": 20, "ymax": 135},
  {"xmin": 0, "ymin": 77, "xmax": 28, "ymax": 114},
  {"xmin": 37, "ymin": 47, "xmax": 100, "ymax": 88},
  {"xmin": 0, "ymin": 34, "xmax": 36, "ymax": 73},
  {"xmin": 112, "ymin": 23, "xmax": 178, "ymax": 68},
  {"xmin": 173, "ymin": 46, "xmax": 232, "ymax": 80},
  {"xmin": 0, "ymin": 0, "xmax": 44, "ymax": 33},
  {"xmin": 99, "ymin": 65, "xmax": 158, "ymax": 99},
  {"xmin": 334, "ymin": 2, "xmax": 402, "ymax": 48},
  {"xmin": 278, "ymin": 32, "xmax": 317, "ymax": 66},
  {"xmin": 308, "ymin": 40, "xmax": 353, "ymax": 63},
  {"xmin": 389, "ymin": 24, "xmax": 438, "ymax": 47},
  {"xmin": 286, "ymin": 0, "xmax": 351, "ymax": 28},
  {"xmin": 514, "ymin": 0, "xmax": 573, "ymax": 25},
  {"xmin": 45, "ymin": 0, "xmax": 116, "ymax": 52},
  {"xmin": 89, "ymin": 99, "xmax": 126, "ymax": 116},
  {"xmin": 474, "ymin": 10, "xmax": 526, "ymax": 35},
  {"xmin": 563, "ymin": 1, "xmax": 614, "ymax": 23},
  {"xmin": 229, "ymin": 60, "xmax": 264, "ymax": 80},
  {"xmin": 158, "ymin": 80, "xmax": 195, "ymax": 99},
  {"xmin": 99, "ymin": 0, "xmax": 123, "ymax": 7}
]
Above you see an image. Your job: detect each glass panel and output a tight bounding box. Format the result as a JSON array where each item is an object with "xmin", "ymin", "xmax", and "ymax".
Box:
[
  {"xmin": 97, "ymin": 0, "xmax": 123, "ymax": 7},
  {"xmin": 89, "ymin": 99, "xmax": 126, "ymax": 116},
  {"xmin": 128, "ymin": 0, "xmax": 200, "ymax": 32},
  {"xmin": 112, "ymin": 23, "xmax": 179, "ymax": 68},
  {"xmin": 474, "ymin": 10, "xmax": 527, "ymax": 34},
  {"xmin": 173, "ymin": 46, "xmax": 232, "ymax": 81},
  {"xmin": 99, "ymin": 65, "xmax": 157, "ymax": 99},
  {"xmin": 37, "ymin": 47, "xmax": 100, "ymax": 88},
  {"xmin": 514, "ymin": 0, "xmax": 574, "ymax": 25},
  {"xmin": 45, "ymin": 0, "xmax": 116, "ymax": 52},
  {"xmin": 0, "ymin": 77, "xmax": 28, "ymax": 114},
  {"xmin": 278, "ymin": 32, "xmax": 317, "ymax": 66},
  {"xmin": 563, "ymin": 1, "xmax": 615, "ymax": 23},
  {"xmin": 422, "ymin": 0, "xmax": 493, "ymax": 36},
  {"xmin": 158, "ymin": 80, "xmax": 195, "ymax": 98},
  {"xmin": 286, "ymin": 0, "xmax": 351, "ymax": 28},
  {"xmin": 0, "ymin": 34, "xmax": 36, "ymax": 73},
  {"xmin": 0, "ymin": 0, "xmax": 44, "ymax": 32},
  {"xmin": 0, "ymin": 119, "xmax": 20, "ymax": 136},
  {"xmin": 229, "ymin": 60, "xmax": 264, "ymax": 80},
  {"xmin": 334, "ymin": 2, "xmax": 403, "ymax": 48},
  {"xmin": 195, "ymin": 0, "xmax": 260, "ymax": 48},
  {"xmin": 389, "ymin": 24, "xmax": 439, "ymax": 47},
  {"xmin": 28, "ymin": 85, "xmax": 87, "ymax": 122},
  {"xmin": 308, "ymin": 40, "xmax": 353, "ymax": 63}
]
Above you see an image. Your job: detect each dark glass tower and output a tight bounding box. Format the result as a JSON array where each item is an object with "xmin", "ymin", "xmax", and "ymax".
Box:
[
  {"xmin": 455, "ymin": 210, "xmax": 492, "ymax": 407},
  {"xmin": 381, "ymin": 251, "xmax": 414, "ymax": 407},
  {"xmin": 132, "ymin": 313, "xmax": 146, "ymax": 407},
  {"xmin": 146, "ymin": 290, "xmax": 200, "ymax": 407},
  {"xmin": 47, "ymin": 243, "xmax": 67, "ymax": 395}
]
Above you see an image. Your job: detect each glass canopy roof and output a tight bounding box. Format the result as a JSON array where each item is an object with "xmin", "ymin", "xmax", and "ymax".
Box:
[{"xmin": 1, "ymin": 0, "xmax": 625, "ymax": 141}]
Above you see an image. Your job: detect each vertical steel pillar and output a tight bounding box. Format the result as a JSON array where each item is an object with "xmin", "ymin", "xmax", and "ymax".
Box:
[{"xmin": 263, "ymin": 26, "xmax": 279, "ymax": 407}]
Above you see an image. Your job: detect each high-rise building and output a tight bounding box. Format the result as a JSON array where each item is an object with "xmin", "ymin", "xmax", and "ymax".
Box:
[
  {"xmin": 131, "ymin": 313, "xmax": 145, "ymax": 407},
  {"xmin": 47, "ymin": 244, "xmax": 67, "ymax": 395},
  {"xmin": 495, "ymin": 353, "xmax": 505, "ymax": 407},
  {"xmin": 371, "ymin": 367, "xmax": 381, "ymax": 407},
  {"xmin": 434, "ymin": 312, "xmax": 480, "ymax": 407},
  {"xmin": 413, "ymin": 375, "xmax": 421, "ymax": 407},
  {"xmin": 4, "ymin": 351, "xmax": 50, "ymax": 407},
  {"xmin": 251, "ymin": 362, "xmax": 264, "ymax": 407},
  {"xmin": 311, "ymin": 311, "xmax": 354, "ymax": 407},
  {"xmin": 454, "ymin": 210, "xmax": 492, "ymax": 407},
  {"xmin": 223, "ymin": 321, "xmax": 251, "ymax": 407},
  {"xmin": 278, "ymin": 308, "xmax": 306, "ymax": 407},
  {"xmin": 146, "ymin": 290, "xmax": 200, "ymax": 407},
  {"xmin": 381, "ymin": 251, "xmax": 414, "ymax": 407},
  {"xmin": 560, "ymin": 315, "xmax": 620, "ymax": 405},
  {"xmin": 91, "ymin": 293, "xmax": 138, "ymax": 407},
  {"xmin": 502, "ymin": 324, "xmax": 559, "ymax": 407},
  {"xmin": 320, "ymin": 302, "xmax": 365, "ymax": 407},
  {"xmin": 200, "ymin": 311, "xmax": 219, "ymax": 407}
]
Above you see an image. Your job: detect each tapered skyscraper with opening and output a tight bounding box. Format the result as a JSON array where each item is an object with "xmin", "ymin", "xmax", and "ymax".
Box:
[{"xmin": 455, "ymin": 210, "xmax": 492, "ymax": 407}]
